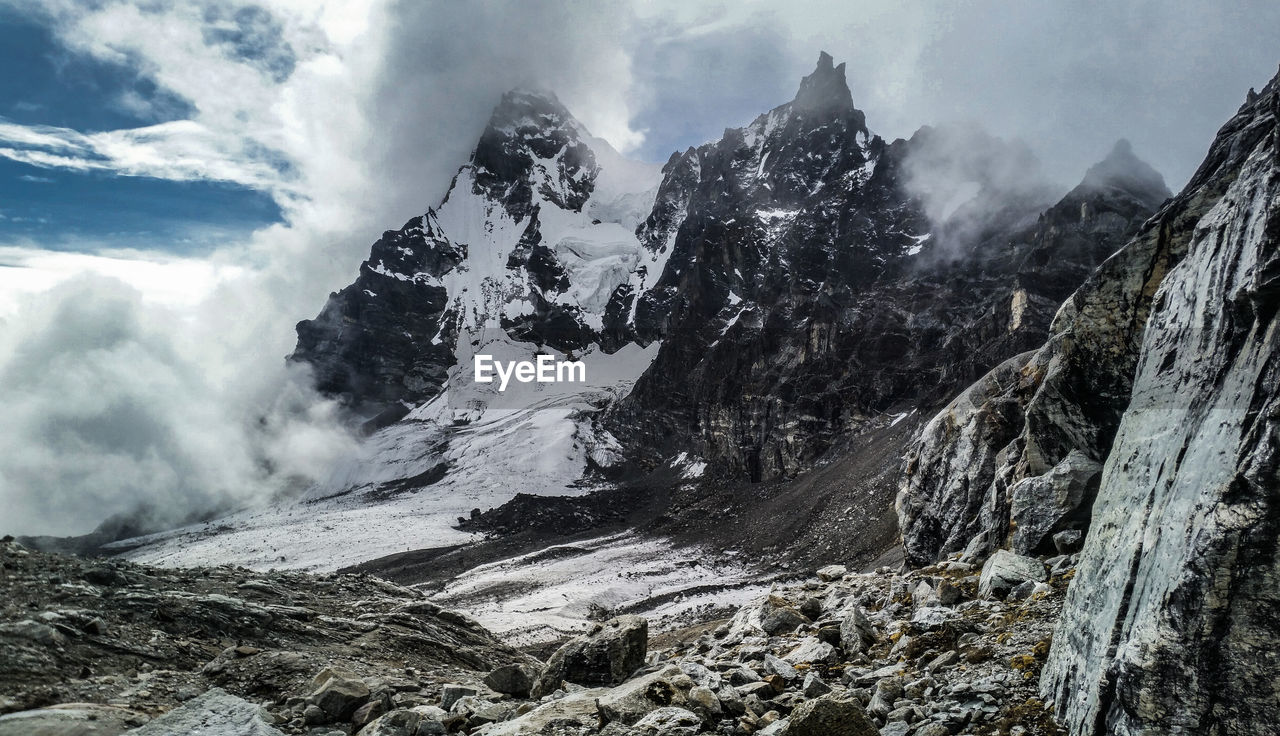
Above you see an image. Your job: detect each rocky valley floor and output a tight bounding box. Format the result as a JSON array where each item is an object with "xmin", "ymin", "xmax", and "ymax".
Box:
[{"xmin": 1, "ymin": 535, "xmax": 1076, "ymax": 735}]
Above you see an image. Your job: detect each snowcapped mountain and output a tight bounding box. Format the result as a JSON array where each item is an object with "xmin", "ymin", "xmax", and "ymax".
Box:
[
  {"xmin": 108, "ymin": 52, "xmax": 1170, "ymax": 642},
  {"xmin": 291, "ymin": 89, "xmax": 664, "ymax": 423}
]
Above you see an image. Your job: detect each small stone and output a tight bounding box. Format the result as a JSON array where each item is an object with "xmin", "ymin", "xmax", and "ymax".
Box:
[
  {"xmin": 762, "ymin": 654, "xmax": 799, "ymax": 681},
  {"xmin": 1053, "ymin": 529, "xmax": 1084, "ymax": 553},
  {"xmin": 1007, "ymin": 580, "xmax": 1037, "ymax": 601},
  {"xmin": 816, "ymin": 565, "xmax": 847, "ymax": 581},
  {"xmin": 439, "ymin": 685, "xmax": 476, "ymax": 711},
  {"xmin": 802, "ymin": 672, "xmax": 832, "ymax": 698},
  {"xmin": 926, "ymin": 650, "xmax": 959, "ymax": 672}
]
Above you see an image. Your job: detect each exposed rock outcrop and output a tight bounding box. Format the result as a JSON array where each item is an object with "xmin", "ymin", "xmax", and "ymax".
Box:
[
  {"xmin": 899, "ymin": 66, "xmax": 1280, "ymax": 734},
  {"xmin": 1042, "ymin": 70, "xmax": 1280, "ymax": 736}
]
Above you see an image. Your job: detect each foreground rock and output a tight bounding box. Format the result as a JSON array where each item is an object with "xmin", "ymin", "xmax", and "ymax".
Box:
[
  {"xmin": 0, "ymin": 535, "xmax": 1074, "ymax": 735},
  {"xmin": 530, "ymin": 615, "xmax": 647, "ymax": 698},
  {"xmin": 0, "ymin": 539, "xmax": 534, "ymax": 735},
  {"xmin": 1042, "ymin": 69, "xmax": 1280, "ymax": 735},
  {"xmin": 128, "ymin": 689, "xmax": 282, "ymax": 735}
]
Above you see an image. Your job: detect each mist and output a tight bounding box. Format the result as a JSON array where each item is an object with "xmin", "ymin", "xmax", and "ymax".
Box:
[{"xmin": 0, "ymin": 0, "xmax": 1275, "ymax": 537}]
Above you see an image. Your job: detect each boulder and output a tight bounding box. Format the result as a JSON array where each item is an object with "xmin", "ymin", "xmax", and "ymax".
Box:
[
  {"xmin": 838, "ymin": 605, "xmax": 876, "ymax": 654},
  {"xmin": 596, "ymin": 665, "xmax": 691, "ymax": 726},
  {"xmin": 0, "ymin": 703, "xmax": 146, "ymax": 736},
  {"xmin": 759, "ymin": 596, "xmax": 808, "ymax": 635},
  {"xmin": 479, "ymin": 690, "xmax": 602, "ymax": 736},
  {"xmin": 685, "ymin": 686, "xmax": 721, "ymax": 721},
  {"xmin": 129, "ymin": 689, "xmax": 284, "ymax": 735},
  {"xmin": 909, "ymin": 606, "xmax": 958, "ymax": 632},
  {"xmin": 782, "ymin": 693, "xmax": 878, "ymax": 736},
  {"xmin": 782, "ymin": 637, "xmax": 836, "ymax": 666},
  {"xmin": 816, "ymin": 565, "xmax": 847, "ymax": 581},
  {"xmin": 531, "ymin": 616, "xmax": 647, "ymax": 698},
  {"xmin": 483, "ymin": 663, "xmax": 537, "ymax": 697},
  {"xmin": 1008, "ymin": 450, "xmax": 1102, "ymax": 554},
  {"xmin": 978, "ymin": 549, "xmax": 1045, "ymax": 598},
  {"xmin": 309, "ymin": 672, "xmax": 371, "ymax": 721}
]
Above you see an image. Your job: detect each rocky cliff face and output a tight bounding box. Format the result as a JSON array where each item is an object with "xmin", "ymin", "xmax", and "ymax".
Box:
[
  {"xmin": 609, "ymin": 57, "xmax": 1163, "ymax": 482},
  {"xmin": 1043, "ymin": 73, "xmax": 1280, "ymax": 736},
  {"xmin": 898, "ymin": 68, "xmax": 1280, "ymax": 734}
]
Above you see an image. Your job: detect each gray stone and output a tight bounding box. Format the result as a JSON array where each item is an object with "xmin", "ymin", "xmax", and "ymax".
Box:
[
  {"xmin": 816, "ymin": 565, "xmax": 847, "ymax": 581},
  {"xmin": 760, "ymin": 596, "xmax": 808, "ymax": 635},
  {"xmin": 782, "ymin": 637, "xmax": 836, "ymax": 665},
  {"xmin": 1052, "ymin": 529, "xmax": 1083, "ymax": 553},
  {"xmin": 129, "ymin": 689, "xmax": 284, "ymax": 735},
  {"xmin": 977, "ymin": 550, "xmax": 1045, "ymax": 598},
  {"xmin": 802, "ymin": 672, "xmax": 831, "ymax": 698},
  {"xmin": 309, "ymin": 673, "xmax": 371, "ymax": 721},
  {"xmin": 1007, "ymin": 580, "xmax": 1037, "ymax": 601},
  {"xmin": 596, "ymin": 665, "xmax": 689, "ymax": 726},
  {"xmin": 762, "ymin": 653, "xmax": 799, "ymax": 681},
  {"xmin": 439, "ymin": 685, "xmax": 475, "ymax": 711},
  {"xmin": 0, "ymin": 704, "xmax": 146, "ymax": 736},
  {"xmin": 783, "ymin": 694, "xmax": 878, "ymax": 736},
  {"xmin": 685, "ymin": 686, "xmax": 721, "ymax": 720},
  {"xmin": 839, "ymin": 605, "xmax": 876, "ymax": 654},
  {"xmin": 530, "ymin": 616, "xmax": 647, "ymax": 698},
  {"xmin": 867, "ymin": 677, "xmax": 902, "ymax": 719},
  {"xmin": 354, "ymin": 709, "xmax": 421, "ymax": 736},
  {"xmin": 632, "ymin": 706, "xmax": 701, "ymax": 734},
  {"xmin": 483, "ymin": 663, "xmax": 536, "ymax": 697},
  {"xmin": 1009, "ymin": 450, "xmax": 1102, "ymax": 555},
  {"xmin": 909, "ymin": 606, "xmax": 958, "ymax": 632}
]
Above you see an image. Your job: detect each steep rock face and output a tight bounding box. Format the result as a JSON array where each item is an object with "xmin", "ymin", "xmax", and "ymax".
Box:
[
  {"xmin": 1043, "ymin": 73, "xmax": 1280, "ymax": 736},
  {"xmin": 613, "ymin": 64, "xmax": 1165, "ymax": 482},
  {"xmin": 291, "ymin": 212, "xmax": 461, "ymax": 422},
  {"xmin": 898, "ymin": 67, "xmax": 1280, "ymax": 734},
  {"xmin": 897, "ymin": 129, "xmax": 1256, "ymax": 566}
]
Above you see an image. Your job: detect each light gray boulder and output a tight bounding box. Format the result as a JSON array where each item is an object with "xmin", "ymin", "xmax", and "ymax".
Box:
[
  {"xmin": 1008, "ymin": 450, "xmax": 1101, "ymax": 555},
  {"xmin": 977, "ymin": 549, "xmax": 1045, "ymax": 598},
  {"xmin": 127, "ymin": 689, "xmax": 283, "ymax": 735}
]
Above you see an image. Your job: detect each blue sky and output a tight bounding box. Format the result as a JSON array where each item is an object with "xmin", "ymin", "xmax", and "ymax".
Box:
[{"xmin": 0, "ymin": 7, "xmax": 281, "ymax": 252}]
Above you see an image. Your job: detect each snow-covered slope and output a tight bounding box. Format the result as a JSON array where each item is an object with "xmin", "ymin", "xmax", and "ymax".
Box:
[{"xmin": 117, "ymin": 91, "xmax": 666, "ymax": 572}]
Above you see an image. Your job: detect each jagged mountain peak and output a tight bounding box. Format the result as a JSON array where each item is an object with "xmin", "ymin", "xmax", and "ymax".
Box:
[
  {"xmin": 1076, "ymin": 137, "xmax": 1170, "ymax": 210},
  {"xmin": 791, "ymin": 50, "xmax": 855, "ymax": 116},
  {"xmin": 486, "ymin": 87, "xmax": 574, "ymax": 131},
  {"xmin": 469, "ymin": 88, "xmax": 602, "ymax": 220}
]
